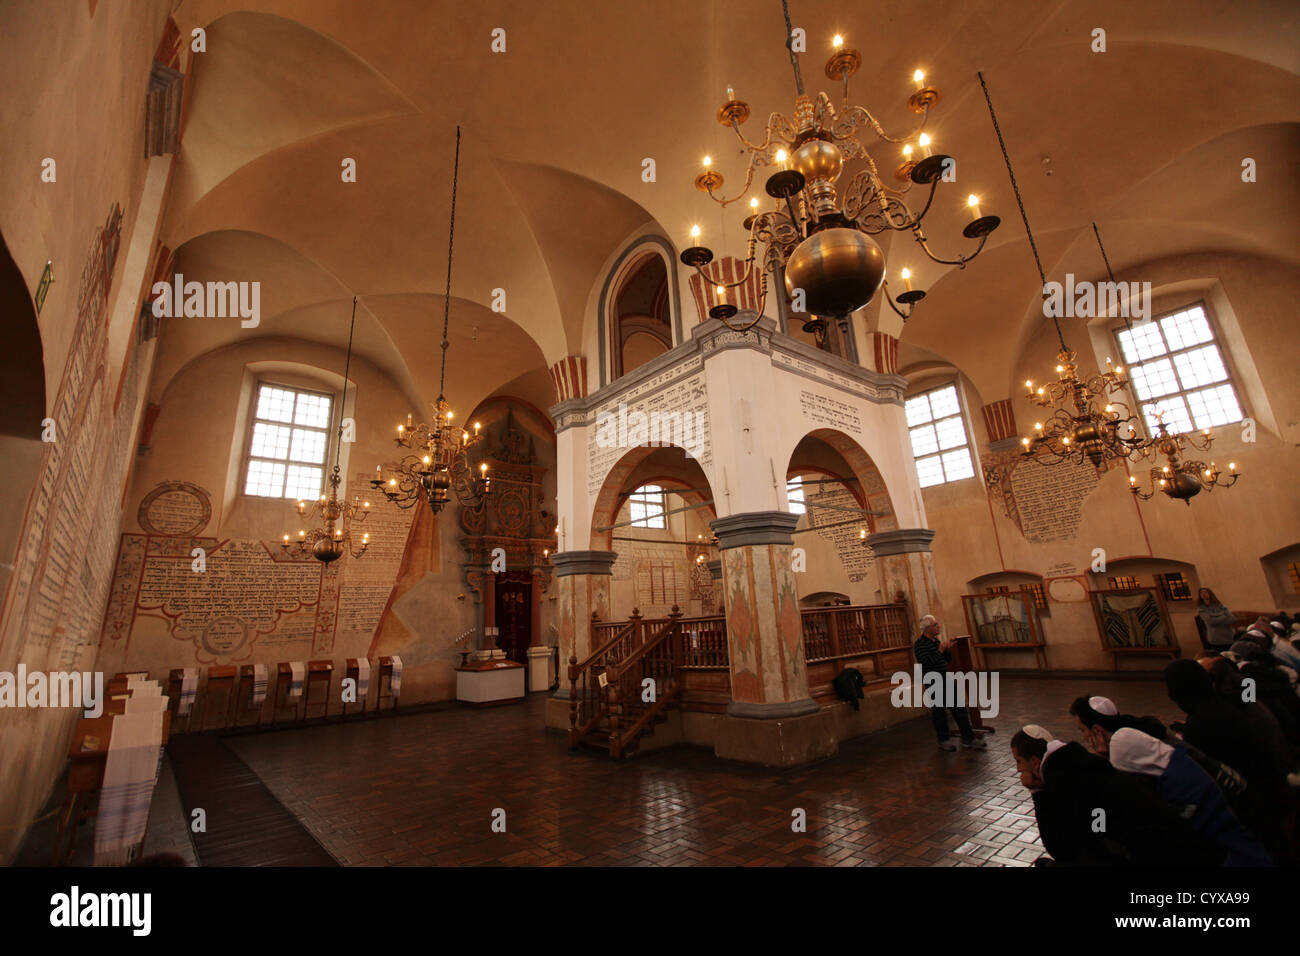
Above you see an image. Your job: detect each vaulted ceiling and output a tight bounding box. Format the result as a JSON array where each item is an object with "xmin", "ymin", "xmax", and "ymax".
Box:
[{"xmin": 158, "ymin": 0, "xmax": 1300, "ymax": 416}]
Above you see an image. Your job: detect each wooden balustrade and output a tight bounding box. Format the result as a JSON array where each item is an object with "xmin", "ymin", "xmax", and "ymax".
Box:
[
  {"xmin": 802, "ymin": 603, "xmax": 912, "ymax": 663},
  {"xmin": 568, "ymin": 602, "xmax": 913, "ymax": 755}
]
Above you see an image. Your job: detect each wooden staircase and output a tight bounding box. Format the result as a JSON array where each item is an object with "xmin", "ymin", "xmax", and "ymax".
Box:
[{"xmin": 568, "ymin": 606, "xmax": 685, "ymax": 758}]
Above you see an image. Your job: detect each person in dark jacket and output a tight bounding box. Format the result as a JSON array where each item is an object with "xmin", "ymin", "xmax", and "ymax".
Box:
[
  {"xmin": 1108, "ymin": 728, "xmax": 1272, "ymax": 866},
  {"xmin": 1069, "ymin": 693, "xmax": 1247, "ymax": 798},
  {"xmin": 1165, "ymin": 659, "xmax": 1290, "ymax": 856},
  {"xmin": 1196, "ymin": 588, "xmax": 1236, "ymax": 649},
  {"xmin": 913, "ymin": 614, "xmax": 983, "ymax": 751},
  {"xmin": 1011, "ymin": 729, "xmax": 1222, "ymax": 866}
]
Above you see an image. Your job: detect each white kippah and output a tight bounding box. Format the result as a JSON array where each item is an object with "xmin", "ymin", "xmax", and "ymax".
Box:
[
  {"xmin": 1089, "ymin": 695, "xmax": 1118, "ymax": 716},
  {"xmin": 1021, "ymin": 724, "xmax": 1054, "ymax": 742}
]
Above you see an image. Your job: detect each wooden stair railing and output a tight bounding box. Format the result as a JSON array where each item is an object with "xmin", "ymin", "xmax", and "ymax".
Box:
[
  {"xmin": 568, "ymin": 609, "xmax": 643, "ymax": 747},
  {"xmin": 604, "ymin": 606, "xmax": 684, "ymax": 758}
]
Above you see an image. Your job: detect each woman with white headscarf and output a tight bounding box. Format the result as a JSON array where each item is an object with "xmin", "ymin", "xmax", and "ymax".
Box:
[{"xmin": 1109, "ymin": 728, "xmax": 1272, "ymax": 866}]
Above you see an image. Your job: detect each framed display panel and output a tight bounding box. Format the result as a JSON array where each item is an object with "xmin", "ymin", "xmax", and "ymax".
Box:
[
  {"xmin": 960, "ymin": 590, "xmax": 1045, "ymax": 669},
  {"xmin": 1088, "ymin": 587, "xmax": 1180, "ymax": 668}
]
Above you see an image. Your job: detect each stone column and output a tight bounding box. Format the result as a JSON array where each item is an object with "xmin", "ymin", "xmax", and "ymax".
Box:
[
  {"xmin": 544, "ymin": 550, "xmax": 615, "ymax": 728},
  {"xmin": 710, "ymin": 512, "xmax": 834, "ymax": 765},
  {"xmin": 868, "ymin": 528, "xmax": 940, "ymax": 627}
]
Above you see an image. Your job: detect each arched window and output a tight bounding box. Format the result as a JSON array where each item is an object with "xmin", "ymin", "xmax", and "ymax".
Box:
[{"xmin": 610, "ymin": 255, "xmax": 671, "ymax": 379}]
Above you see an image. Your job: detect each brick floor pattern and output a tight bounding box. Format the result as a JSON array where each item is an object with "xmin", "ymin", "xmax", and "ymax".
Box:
[{"xmin": 221, "ymin": 676, "xmax": 1184, "ymax": 867}]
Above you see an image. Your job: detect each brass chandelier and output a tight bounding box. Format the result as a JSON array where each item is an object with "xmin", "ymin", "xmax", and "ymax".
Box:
[
  {"xmin": 680, "ymin": 0, "xmax": 1000, "ymax": 337},
  {"xmin": 1129, "ymin": 414, "xmax": 1240, "ymax": 504},
  {"xmin": 983, "ymin": 73, "xmax": 1148, "ymax": 471},
  {"xmin": 372, "ymin": 126, "xmax": 490, "ymax": 515},
  {"xmin": 282, "ymin": 297, "xmax": 372, "ymax": 563}
]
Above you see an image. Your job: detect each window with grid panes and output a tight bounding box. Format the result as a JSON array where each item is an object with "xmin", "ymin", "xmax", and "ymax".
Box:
[
  {"xmin": 1108, "ymin": 575, "xmax": 1140, "ymax": 590},
  {"xmin": 905, "ymin": 384, "xmax": 975, "ymax": 487},
  {"xmin": 628, "ymin": 485, "xmax": 667, "ymax": 529},
  {"xmin": 1115, "ymin": 303, "xmax": 1243, "ymax": 435},
  {"xmin": 243, "ymin": 383, "xmax": 334, "ymax": 500},
  {"xmin": 1156, "ymin": 572, "xmax": 1193, "ymax": 602}
]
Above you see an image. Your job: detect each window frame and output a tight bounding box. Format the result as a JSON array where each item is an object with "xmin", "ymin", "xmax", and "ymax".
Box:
[
  {"xmin": 786, "ymin": 475, "xmax": 807, "ymax": 516},
  {"xmin": 240, "ymin": 380, "xmax": 337, "ymax": 501},
  {"xmin": 1109, "ymin": 300, "xmax": 1246, "ymax": 439},
  {"xmin": 627, "ymin": 484, "xmax": 668, "ymax": 529},
  {"xmin": 904, "ymin": 380, "xmax": 976, "ymax": 488}
]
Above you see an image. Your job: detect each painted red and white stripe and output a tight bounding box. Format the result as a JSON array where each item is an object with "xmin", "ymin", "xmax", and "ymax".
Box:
[
  {"xmin": 550, "ymin": 354, "xmax": 588, "ymax": 401},
  {"xmin": 687, "ymin": 256, "xmax": 763, "ymax": 324},
  {"xmin": 981, "ymin": 398, "xmax": 1018, "ymax": 442}
]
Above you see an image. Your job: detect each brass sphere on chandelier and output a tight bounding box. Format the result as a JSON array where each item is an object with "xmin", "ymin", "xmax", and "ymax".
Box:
[{"xmin": 783, "ymin": 227, "xmax": 886, "ymax": 318}]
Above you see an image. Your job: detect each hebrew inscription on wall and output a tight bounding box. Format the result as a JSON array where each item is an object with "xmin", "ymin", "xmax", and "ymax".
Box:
[
  {"xmin": 798, "ymin": 390, "xmax": 863, "ymax": 436},
  {"xmin": 586, "ymin": 368, "xmax": 712, "ymax": 497},
  {"xmin": 807, "ymin": 485, "xmax": 875, "ymax": 582},
  {"xmin": 982, "ymin": 448, "xmax": 1103, "ymax": 544},
  {"xmin": 102, "ymin": 474, "xmax": 415, "ymax": 663}
]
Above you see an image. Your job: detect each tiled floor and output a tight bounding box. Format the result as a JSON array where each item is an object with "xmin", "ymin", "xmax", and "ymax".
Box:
[{"xmin": 195, "ymin": 675, "xmax": 1182, "ymax": 867}]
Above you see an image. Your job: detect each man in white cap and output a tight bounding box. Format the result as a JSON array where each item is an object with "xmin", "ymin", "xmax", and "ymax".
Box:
[{"xmin": 913, "ymin": 614, "xmax": 985, "ymax": 751}]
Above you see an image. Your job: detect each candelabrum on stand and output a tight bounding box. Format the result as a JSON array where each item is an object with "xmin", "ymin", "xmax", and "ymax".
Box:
[
  {"xmin": 1019, "ymin": 349, "xmax": 1148, "ymax": 469},
  {"xmin": 372, "ymin": 399, "xmax": 490, "ymax": 515},
  {"xmin": 1128, "ymin": 416, "xmax": 1240, "ymax": 504},
  {"xmin": 281, "ymin": 465, "xmax": 371, "ymax": 563}
]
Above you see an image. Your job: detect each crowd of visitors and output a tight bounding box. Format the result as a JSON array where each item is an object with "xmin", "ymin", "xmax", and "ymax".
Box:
[{"xmin": 1008, "ymin": 607, "xmax": 1300, "ymax": 866}]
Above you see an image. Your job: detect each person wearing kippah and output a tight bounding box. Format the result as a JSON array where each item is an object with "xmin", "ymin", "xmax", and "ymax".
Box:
[{"xmin": 1109, "ymin": 728, "xmax": 1272, "ymax": 866}]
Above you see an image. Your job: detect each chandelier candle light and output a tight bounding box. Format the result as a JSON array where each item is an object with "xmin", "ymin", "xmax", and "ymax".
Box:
[
  {"xmin": 373, "ymin": 126, "xmax": 490, "ymax": 515},
  {"xmin": 282, "ymin": 296, "xmax": 372, "ymax": 563},
  {"xmin": 681, "ymin": 0, "xmax": 999, "ymax": 339},
  {"xmin": 1129, "ymin": 414, "xmax": 1240, "ymax": 504}
]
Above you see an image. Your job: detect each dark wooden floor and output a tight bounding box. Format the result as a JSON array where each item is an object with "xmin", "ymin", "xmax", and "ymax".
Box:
[
  {"xmin": 187, "ymin": 675, "xmax": 1182, "ymax": 867},
  {"xmin": 168, "ymin": 733, "xmax": 338, "ymax": 866}
]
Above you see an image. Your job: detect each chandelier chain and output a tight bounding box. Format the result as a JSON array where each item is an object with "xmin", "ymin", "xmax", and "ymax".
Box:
[
  {"xmin": 335, "ymin": 295, "xmax": 357, "ymax": 473},
  {"xmin": 781, "ymin": 0, "xmax": 805, "ymax": 97},
  {"xmin": 977, "ymin": 71, "xmax": 1065, "ymax": 351},
  {"xmin": 1092, "ymin": 221, "xmax": 1132, "ymax": 332},
  {"xmin": 438, "ymin": 125, "xmax": 462, "ymax": 404}
]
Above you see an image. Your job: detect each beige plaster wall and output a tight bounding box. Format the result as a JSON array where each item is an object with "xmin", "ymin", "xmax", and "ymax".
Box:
[{"xmin": 922, "ymin": 253, "xmax": 1300, "ymax": 671}]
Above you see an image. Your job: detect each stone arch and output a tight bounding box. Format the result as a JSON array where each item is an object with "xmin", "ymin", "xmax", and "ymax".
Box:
[
  {"xmin": 0, "ymin": 230, "xmax": 46, "ymax": 439},
  {"xmin": 588, "ymin": 445, "xmax": 714, "ymax": 552},
  {"xmin": 596, "ymin": 237, "xmax": 683, "ymax": 387},
  {"xmin": 786, "ymin": 428, "xmax": 898, "ymax": 532}
]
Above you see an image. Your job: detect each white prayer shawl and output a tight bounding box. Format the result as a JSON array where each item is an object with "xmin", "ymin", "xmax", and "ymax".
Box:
[
  {"xmin": 177, "ymin": 668, "xmax": 198, "ymax": 716},
  {"xmin": 388, "ymin": 656, "xmax": 403, "ymax": 697},
  {"xmin": 288, "ymin": 661, "xmax": 305, "ymax": 699},
  {"xmin": 251, "ymin": 663, "xmax": 268, "ymax": 704},
  {"xmin": 1109, "ymin": 727, "xmax": 1174, "ymax": 777},
  {"xmin": 356, "ymin": 658, "xmax": 371, "ymax": 702},
  {"xmin": 125, "ymin": 695, "xmax": 168, "ymax": 714},
  {"xmin": 94, "ymin": 709, "xmax": 165, "ymax": 867}
]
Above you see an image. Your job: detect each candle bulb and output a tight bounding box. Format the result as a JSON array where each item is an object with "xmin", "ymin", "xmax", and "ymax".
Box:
[
  {"xmin": 298, "ymin": 530, "xmax": 306, "ymax": 539},
  {"xmin": 1022, "ymin": 437, "xmax": 1031, "ymax": 447},
  {"xmin": 1025, "ymin": 380, "xmax": 1033, "ymax": 390},
  {"xmin": 913, "ymin": 69, "xmax": 925, "ymax": 91},
  {"xmin": 903, "ymin": 144, "xmax": 913, "ymax": 160},
  {"xmin": 918, "ymin": 133, "xmax": 932, "ymax": 158},
  {"xmin": 833, "ymin": 34, "xmax": 843, "ymax": 50},
  {"xmin": 727, "ymin": 86, "xmax": 735, "ymax": 101},
  {"xmin": 282, "ymin": 533, "xmax": 290, "ymax": 543},
  {"xmin": 406, "ymin": 413, "xmax": 413, "ymax": 428},
  {"xmin": 1129, "ymin": 476, "xmax": 1137, "ymax": 486},
  {"xmin": 474, "ymin": 421, "xmax": 481, "ymax": 434},
  {"xmin": 775, "ymin": 148, "xmax": 788, "ymax": 169},
  {"xmin": 967, "ymin": 194, "xmax": 980, "ymax": 220},
  {"xmin": 1229, "ymin": 462, "xmax": 1236, "ymax": 472},
  {"xmin": 715, "ymin": 284, "xmax": 726, "ymax": 299},
  {"xmin": 702, "ymin": 155, "xmax": 711, "ymax": 170},
  {"xmin": 690, "ymin": 224, "xmax": 701, "ymax": 246},
  {"xmin": 900, "ymin": 268, "xmax": 912, "ymax": 292},
  {"xmin": 1034, "ymin": 422, "xmax": 1043, "ymax": 432},
  {"xmin": 750, "ymin": 197, "xmax": 759, "ymax": 210}
]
